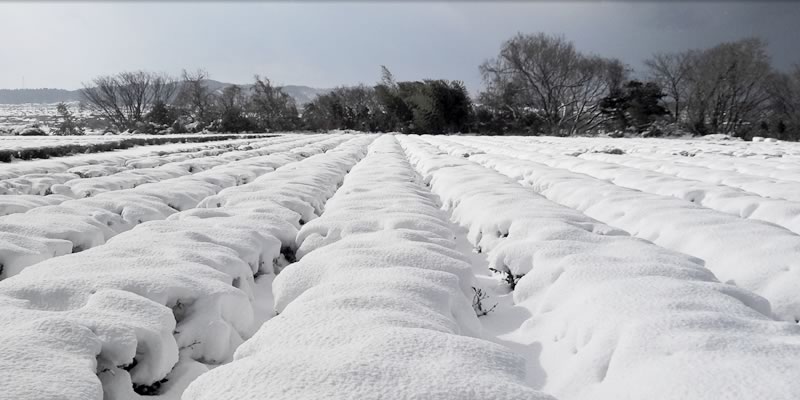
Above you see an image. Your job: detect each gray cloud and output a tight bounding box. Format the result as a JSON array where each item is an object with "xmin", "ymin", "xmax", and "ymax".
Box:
[{"xmin": 0, "ymin": 1, "xmax": 797, "ymax": 93}]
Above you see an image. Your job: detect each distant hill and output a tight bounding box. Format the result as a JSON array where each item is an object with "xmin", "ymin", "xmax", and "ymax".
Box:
[
  {"xmin": 0, "ymin": 81, "xmax": 331, "ymax": 106},
  {"xmin": 0, "ymin": 88, "xmax": 83, "ymax": 104}
]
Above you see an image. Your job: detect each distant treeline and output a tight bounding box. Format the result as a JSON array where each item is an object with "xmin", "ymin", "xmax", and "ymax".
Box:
[
  {"xmin": 74, "ymin": 32, "xmax": 800, "ymax": 140},
  {"xmin": 0, "ymin": 88, "xmax": 83, "ymax": 104}
]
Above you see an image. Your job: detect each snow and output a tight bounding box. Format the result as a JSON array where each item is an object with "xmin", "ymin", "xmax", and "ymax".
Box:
[
  {"xmin": 183, "ymin": 135, "xmax": 553, "ymax": 400},
  {"xmin": 0, "ymin": 135, "xmax": 302, "ymax": 200},
  {"xmin": 0, "ymin": 134, "xmax": 373, "ymax": 399},
  {"xmin": 426, "ymin": 135, "xmax": 800, "ymax": 323},
  {"xmin": 0, "ymin": 135, "xmax": 350, "ymax": 278},
  {"xmin": 4, "ymin": 132, "xmax": 800, "ymax": 399},
  {"xmin": 400, "ymin": 135, "xmax": 800, "ymax": 400},
  {"xmin": 456, "ymin": 137, "xmax": 800, "ymax": 238}
]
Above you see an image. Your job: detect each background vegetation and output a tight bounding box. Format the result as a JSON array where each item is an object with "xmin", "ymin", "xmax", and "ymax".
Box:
[{"xmin": 77, "ymin": 33, "xmax": 800, "ymax": 140}]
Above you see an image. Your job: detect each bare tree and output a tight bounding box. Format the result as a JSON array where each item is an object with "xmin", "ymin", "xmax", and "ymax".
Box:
[
  {"xmin": 480, "ymin": 33, "xmax": 622, "ymax": 135},
  {"xmin": 563, "ymin": 56, "xmax": 628, "ymax": 135},
  {"xmin": 686, "ymin": 38, "xmax": 773, "ymax": 135},
  {"xmin": 81, "ymin": 71, "xmax": 176, "ymax": 132},
  {"xmin": 250, "ymin": 76, "xmax": 299, "ymax": 131},
  {"xmin": 644, "ymin": 52, "xmax": 693, "ymax": 122},
  {"xmin": 176, "ymin": 69, "xmax": 217, "ymax": 127},
  {"xmin": 765, "ymin": 64, "xmax": 800, "ymax": 140}
]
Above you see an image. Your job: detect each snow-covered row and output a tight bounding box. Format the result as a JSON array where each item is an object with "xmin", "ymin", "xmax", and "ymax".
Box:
[
  {"xmin": 0, "ymin": 135, "xmax": 298, "ymax": 195},
  {"xmin": 0, "ymin": 135, "xmax": 349, "ymax": 279},
  {"xmin": 0, "ymin": 135, "xmax": 373, "ymax": 400},
  {"xmin": 0, "ymin": 134, "xmax": 278, "ymax": 163},
  {"xmin": 399, "ymin": 135, "xmax": 800, "ymax": 400},
  {"xmin": 580, "ymin": 151, "xmax": 800, "ymax": 202},
  {"xmin": 0, "ymin": 136, "xmax": 316, "ymax": 216},
  {"xmin": 183, "ymin": 135, "xmax": 553, "ymax": 400},
  {"xmin": 427, "ymin": 136, "xmax": 800, "ymax": 322},
  {"xmin": 482, "ymin": 137, "xmax": 800, "ymax": 201},
  {"xmin": 531, "ymin": 135, "xmax": 800, "ymax": 163},
  {"xmin": 528, "ymin": 135, "xmax": 800, "ymax": 182},
  {"xmin": 0, "ymin": 135, "xmax": 288, "ymax": 180},
  {"xmin": 612, "ymin": 141, "xmax": 800, "ymax": 179},
  {"xmin": 479, "ymin": 136, "xmax": 800, "ymax": 202},
  {"xmin": 454, "ymin": 137, "xmax": 800, "ymax": 237}
]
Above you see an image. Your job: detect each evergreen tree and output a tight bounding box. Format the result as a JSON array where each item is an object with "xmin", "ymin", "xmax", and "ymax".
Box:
[{"xmin": 54, "ymin": 103, "xmax": 84, "ymax": 135}]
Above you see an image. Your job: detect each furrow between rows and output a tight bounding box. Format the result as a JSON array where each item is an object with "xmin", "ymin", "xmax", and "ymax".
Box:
[
  {"xmin": 183, "ymin": 135, "xmax": 554, "ymax": 400},
  {"xmin": 0, "ymin": 134, "xmax": 374, "ymax": 400},
  {"xmin": 427, "ymin": 135, "xmax": 800, "ymax": 323},
  {"xmin": 399, "ymin": 135, "xmax": 800, "ymax": 400},
  {"xmin": 0, "ymin": 134, "xmax": 348, "ymax": 279}
]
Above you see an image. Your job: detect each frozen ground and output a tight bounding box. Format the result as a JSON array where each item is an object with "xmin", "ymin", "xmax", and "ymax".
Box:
[{"xmin": 1, "ymin": 133, "xmax": 800, "ymax": 399}]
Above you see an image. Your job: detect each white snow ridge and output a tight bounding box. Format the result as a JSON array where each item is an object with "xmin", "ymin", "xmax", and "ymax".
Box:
[{"xmin": 2, "ymin": 133, "xmax": 800, "ymax": 400}]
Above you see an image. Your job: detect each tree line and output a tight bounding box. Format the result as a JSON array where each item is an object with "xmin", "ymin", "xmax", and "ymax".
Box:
[{"xmin": 79, "ymin": 32, "xmax": 800, "ymax": 140}]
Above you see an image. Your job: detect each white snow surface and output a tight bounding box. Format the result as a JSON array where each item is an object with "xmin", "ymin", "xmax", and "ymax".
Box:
[
  {"xmin": 429, "ymin": 135, "xmax": 800, "ymax": 323},
  {"xmin": 0, "ymin": 135, "xmax": 349, "ymax": 279},
  {"xmin": 0, "ymin": 135, "xmax": 373, "ymax": 400},
  {"xmin": 4, "ymin": 133, "xmax": 800, "ymax": 399},
  {"xmin": 400, "ymin": 135, "xmax": 800, "ymax": 400},
  {"xmin": 183, "ymin": 135, "xmax": 554, "ymax": 400}
]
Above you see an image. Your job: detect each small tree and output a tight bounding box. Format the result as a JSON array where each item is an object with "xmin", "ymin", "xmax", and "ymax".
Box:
[
  {"xmin": 145, "ymin": 101, "xmax": 177, "ymax": 127},
  {"xmin": 54, "ymin": 103, "xmax": 84, "ymax": 135}
]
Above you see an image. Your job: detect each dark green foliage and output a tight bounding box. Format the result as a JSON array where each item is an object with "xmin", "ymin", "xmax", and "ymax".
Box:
[
  {"xmin": 303, "ymin": 85, "xmax": 380, "ymax": 131},
  {"xmin": 302, "ymin": 67, "xmax": 474, "ymax": 134},
  {"xmin": 600, "ymin": 80, "xmax": 668, "ymax": 132},
  {"xmin": 219, "ymin": 110, "xmax": 255, "ymax": 133},
  {"xmin": 145, "ymin": 101, "xmax": 178, "ymax": 127},
  {"xmin": 403, "ymin": 79, "xmax": 472, "ymax": 134}
]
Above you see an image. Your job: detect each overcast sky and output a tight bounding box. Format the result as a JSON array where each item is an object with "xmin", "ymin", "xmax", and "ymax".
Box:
[{"xmin": 1, "ymin": 1, "xmax": 798, "ymax": 92}]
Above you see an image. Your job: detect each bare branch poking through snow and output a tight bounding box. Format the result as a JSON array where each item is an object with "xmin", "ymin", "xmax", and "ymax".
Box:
[{"xmin": 471, "ymin": 287, "xmax": 497, "ymax": 317}]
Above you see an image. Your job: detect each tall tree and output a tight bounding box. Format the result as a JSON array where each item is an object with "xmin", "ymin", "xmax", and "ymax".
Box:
[
  {"xmin": 765, "ymin": 64, "xmax": 800, "ymax": 140},
  {"xmin": 480, "ymin": 33, "xmax": 622, "ymax": 135},
  {"xmin": 176, "ymin": 69, "xmax": 217, "ymax": 128},
  {"xmin": 685, "ymin": 38, "xmax": 773, "ymax": 135},
  {"xmin": 644, "ymin": 52, "xmax": 693, "ymax": 122}
]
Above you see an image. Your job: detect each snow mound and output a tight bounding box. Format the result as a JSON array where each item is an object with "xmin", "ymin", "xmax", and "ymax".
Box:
[
  {"xmin": 184, "ymin": 135, "xmax": 552, "ymax": 400},
  {"xmin": 433, "ymin": 135, "xmax": 800, "ymax": 322},
  {"xmin": 400, "ymin": 135, "xmax": 800, "ymax": 400},
  {"xmin": 0, "ymin": 135, "xmax": 374, "ymax": 399},
  {"xmin": 0, "ymin": 135, "xmax": 351, "ymax": 278}
]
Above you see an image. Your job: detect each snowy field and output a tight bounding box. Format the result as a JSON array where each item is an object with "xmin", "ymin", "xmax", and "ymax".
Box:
[
  {"xmin": 2, "ymin": 133, "xmax": 800, "ymax": 400},
  {"xmin": 0, "ymin": 133, "xmax": 278, "ymax": 163}
]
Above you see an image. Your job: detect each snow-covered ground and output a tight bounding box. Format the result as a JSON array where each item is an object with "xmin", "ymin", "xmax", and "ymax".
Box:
[{"xmin": 1, "ymin": 133, "xmax": 800, "ymax": 400}]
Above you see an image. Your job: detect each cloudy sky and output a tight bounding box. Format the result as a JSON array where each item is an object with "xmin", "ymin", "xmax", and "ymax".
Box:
[{"xmin": 1, "ymin": 1, "xmax": 798, "ymax": 92}]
